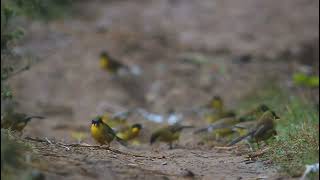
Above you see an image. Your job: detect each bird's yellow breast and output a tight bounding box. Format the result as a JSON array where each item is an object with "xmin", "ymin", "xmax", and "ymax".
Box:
[
  {"xmin": 116, "ymin": 128, "xmax": 140, "ymax": 141},
  {"xmin": 91, "ymin": 124, "xmax": 101, "ymax": 139},
  {"xmin": 91, "ymin": 124, "xmax": 111, "ymax": 145},
  {"xmin": 131, "ymin": 127, "xmax": 140, "ymax": 136},
  {"xmin": 100, "ymin": 58, "xmax": 109, "ymax": 69}
]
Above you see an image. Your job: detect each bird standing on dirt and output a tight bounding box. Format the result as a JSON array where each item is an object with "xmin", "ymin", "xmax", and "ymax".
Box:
[
  {"xmin": 91, "ymin": 116, "xmax": 127, "ymax": 146},
  {"xmin": 204, "ymin": 96, "xmax": 236, "ymax": 123},
  {"xmin": 1, "ymin": 112, "xmax": 44, "ymax": 132},
  {"xmin": 228, "ymin": 111, "xmax": 280, "ymax": 147},
  {"xmin": 150, "ymin": 123, "xmax": 193, "ymax": 149},
  {"xmin": 99, "ymin": 51, "xmax": 130, "ymax": 74},
  {"xmin": 116, "ymin": 123, "xmax": 142, "ymax": 141}
]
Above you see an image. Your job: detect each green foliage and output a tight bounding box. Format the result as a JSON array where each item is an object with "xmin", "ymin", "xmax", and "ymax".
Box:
[
  {"xmin": 266, "ymin": 99, "xmax": 319, "ymax": 177},
  {"xmin": 293, "ymin": 72, "xmax": 319, "ymax": 88},
  {"xmin": 10, "ymin": 0, "xmax": 73, "ymax": 20},
  {"xmin": 241, "ymin": 85, "xmax": 319, "ymax": 177},
  {"xmin": 1, "ymin": 4, "xmax": 24, "ymax": 52},
  {"xmin": 1, "ymin": 129, "xmax": 30, "ymax": 180}
]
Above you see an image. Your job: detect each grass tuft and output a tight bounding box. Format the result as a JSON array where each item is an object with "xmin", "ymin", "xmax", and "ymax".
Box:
[
  {"xmin": 267, "ymin": 98, "xmax": 319, "ymax": 177},
  {"xmin": 240, "ymin": 84, "xmax": 319, "ymax": 178}
]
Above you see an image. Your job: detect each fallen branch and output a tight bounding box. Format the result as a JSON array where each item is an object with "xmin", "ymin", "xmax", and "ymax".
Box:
[{"xmin": 25, "ymin": 136, "xmax": 165, "ymax": 159}]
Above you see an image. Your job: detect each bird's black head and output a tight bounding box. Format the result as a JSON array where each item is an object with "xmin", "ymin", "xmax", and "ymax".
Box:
[
  {"xmin": 132, "ymin": 123, "xmax": 142, "ymax": 130},
  {"xmin": 259, "ymin": 104, "xmax": 270, "ymax": 112},
  {"xmin": 100, "ymin": 51, "xmax": 110, "ymax": 58},
  {"xmin": 91, "ymin": 116, "xmax": 102, "ymax": 126},
  {"xmin": 212, "ymin": 95, "xmax": 222, "ymax": 101}
]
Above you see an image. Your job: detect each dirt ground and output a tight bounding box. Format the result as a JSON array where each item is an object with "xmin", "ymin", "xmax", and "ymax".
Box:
[{"xmin": 7, "ymin": 0, "xmax": 319, "ymax": 179}]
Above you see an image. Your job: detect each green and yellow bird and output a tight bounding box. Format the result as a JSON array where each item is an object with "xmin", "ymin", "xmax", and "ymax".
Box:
[
  {"xmin": 204, "ymin": 96, "xmax": 236, "ymax": 123},
  {"xmin": 99, "ymin": 51, "xmax": 129, "ymax": 74},
  {"xmin": 1, "ymin": 112, "xmax": 44, "ymax": 132},
  {"xmin": 228, "ymin": 111, "xmax": 280, "ymax": 147},
  {"xmin": 90, "ymin": 116, "xmax": 127, "ymax": 146},
  {"xmin": 150, "ymin": 123, "xmax": 193, "ymax": 149},
  {"xmin": 116, "ymin": 123, "xmax": 142, "ymax": 141}
]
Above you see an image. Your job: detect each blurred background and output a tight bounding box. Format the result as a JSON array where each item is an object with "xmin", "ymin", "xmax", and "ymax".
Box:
[{"xmin": 1, "ymin": 0, "xmax": 319, "ymax": 179}]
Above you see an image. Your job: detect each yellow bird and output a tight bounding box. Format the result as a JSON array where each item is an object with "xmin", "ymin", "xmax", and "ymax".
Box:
[
  {"xmin": 116, "ymin": 123, "xmax": 142, "ymax": 141},
  {"xmin": 150, "ymin": 124, "xmax": 193, "ymax": 149},
  {"xmin": 1, "ymin": 112, "xmax": 44, "ymax": 132},
  {"xmin": 99, "ymin": 51, "xmax": 129, "ymax": 74},
  {"xmin": 228, "ymin": 111, "xmax": 280, "ymax": 147},
  {"xmin": 90, "ymin": 116, "xmax": 127, "ymax": 146},
  {"xmin": 204, "ymin": 96, "xmax": 236, "ymax": 123}
]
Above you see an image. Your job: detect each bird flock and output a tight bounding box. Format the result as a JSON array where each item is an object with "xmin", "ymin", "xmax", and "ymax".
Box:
[{"xmin": 1, "ymin": 51, "xmax": 281, "ymax": 152}]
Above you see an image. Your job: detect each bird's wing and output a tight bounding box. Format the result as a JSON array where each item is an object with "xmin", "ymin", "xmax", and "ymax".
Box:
[
  {"xmin": 103, "ymin": 124, "xmax": 117, "ymax": 137},
  {"xmin": 150, "ymin": 130, "xmax": 161, "ymax": 144},
  {"xmin": 227, "ymin": 131, "xmax": 254, "ymax": 146},
  {"xmin": 253, "ymin": 124, "xmax": 271, "ymax": 138}
]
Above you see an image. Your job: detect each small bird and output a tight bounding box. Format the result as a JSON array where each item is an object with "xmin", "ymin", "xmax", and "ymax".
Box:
[
  {"xmin": 1, "ymin": 112, "xmax": 44, "ymax": 132},
  {"xmin": 150, "ymin": 123, "xmax": 193, "ymax": 149},
  {"xmin": 116, "ymin": 123, "xmax": 142, "ymax": 141},
  {"xmin": 205, "ymin": 96, "xmax": 224, "ymax": 111},
  {"xmin": 99, "ymin": 51, "xmax": 129, "ymax": 74},
  {"xmin": 228, "ymin": 111, "xmax": 280, "ymax": 147},
  {"xmin": 203, "ymin": 96, "xmax": 236, "ymax": 123},
  {"xmin": 90, "ymin": 116, "xmax": 127, "ymax": 146}
]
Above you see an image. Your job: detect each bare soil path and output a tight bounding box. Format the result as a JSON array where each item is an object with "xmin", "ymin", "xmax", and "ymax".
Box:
[{"xmin": 9, "ymin": 0, "xmax": 318, "ymax": 179}]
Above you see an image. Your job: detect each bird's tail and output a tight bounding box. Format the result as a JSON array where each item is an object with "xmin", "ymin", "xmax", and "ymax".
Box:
[
  {"xmin": 180, "ymin": 125, "xmax": 194, "ymax": 129},
  {"xmin": 227, "ymin": 131, "xmax": 254, "ymax": 146},
  {"xmin": 150, "ymin": 133, "xmax": 159, "ymax": 145},
  {"xmin": 193, "ymin": 127, "xmax": 209, "ymax": 134},
  {"xmin": 24, "ymin": 116, "xmax": 45, "ymax": 122},
  {"xmin": 118, "ymin": 65, "xmax": 142, "ymax": 76},
  {"xmin": 115, "ymin": 136, "xmax": 128, "ymax": 147}
]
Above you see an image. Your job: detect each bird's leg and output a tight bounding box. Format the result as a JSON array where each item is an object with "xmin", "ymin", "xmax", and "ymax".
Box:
[
  {"xmin": 169, "ymin": 142, "xmax": 173, "ymax": 149},
  {"xmin": 100, "ymin": 143, "xmax": 110, "ymax": 150},
  {"xmin": 245, "ymin": 140, "xmax": 253, "ymax": 152},
  {"xmin": 256, "ymin": 141, "xmax": 260, "ymax": 150},
  {"xmin": 215, "ymin": 133, "xmax": 219, "ymax": 141}
]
